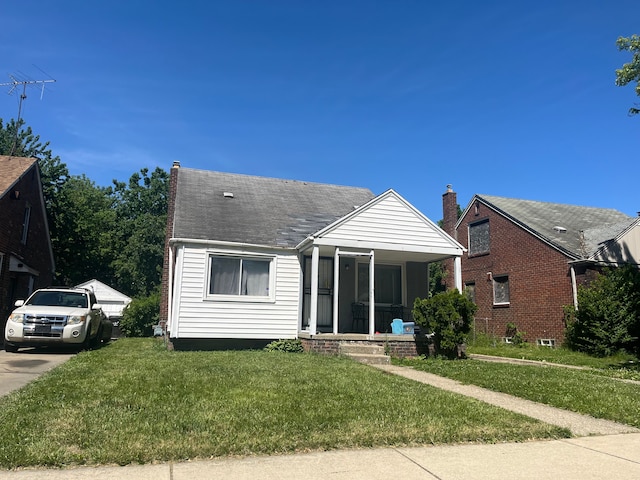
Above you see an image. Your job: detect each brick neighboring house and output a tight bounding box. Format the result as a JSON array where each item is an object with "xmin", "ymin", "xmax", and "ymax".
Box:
[
  {"xmin": 442, "ymin": 186, "xmax": 640, "ymax": 345},
  {"xmin": 0, "ymin": 156, "xmax": 55, "ymax": 335}
]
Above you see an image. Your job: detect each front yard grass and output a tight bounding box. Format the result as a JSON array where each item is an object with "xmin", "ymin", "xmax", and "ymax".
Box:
[
  {"xmin": 0, "ymin": 338, "xmax": 567, "ymax": 469},
  {"xmin": 397, "ymin": 357, "xmax": 640, "ymax": 428}
]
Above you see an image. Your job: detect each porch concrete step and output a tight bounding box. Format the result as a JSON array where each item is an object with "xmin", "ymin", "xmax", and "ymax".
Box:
[
  {"xmin": 338, "ymin": 342, "xmax": 390, "ymax": 365},
  {"xmin": 346, "ymin": 353, "xmax": 391, "ymax": 365},
  {"xmin": 339, "ymin": 342, "xmax": 385, "ymax": 356}
]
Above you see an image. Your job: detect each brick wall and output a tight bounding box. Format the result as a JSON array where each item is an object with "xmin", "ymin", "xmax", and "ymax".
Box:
[
  {"xmin": 300, "ymin": 337, "xmax": 432, "ymax": 358},
  {"xmin": 456, "ymin": 199, "xmax": 573, "ymax": 344},
  {"xmin": 159, "ymin": 162, "xmax": 180, "ymax": 327},
  {"xmin": 0, "ymin": 164, "xmax": 54, "ymax": 328}
]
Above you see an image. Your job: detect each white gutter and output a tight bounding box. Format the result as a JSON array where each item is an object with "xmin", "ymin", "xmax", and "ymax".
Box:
[{"xmin": 170, "ymin": 237, "xmax": 292, "ymax": 250}]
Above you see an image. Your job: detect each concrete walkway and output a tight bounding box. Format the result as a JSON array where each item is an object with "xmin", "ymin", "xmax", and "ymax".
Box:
[{"xmin": 373, "ymin": 364, "xmax": 640, "ymax": 436}]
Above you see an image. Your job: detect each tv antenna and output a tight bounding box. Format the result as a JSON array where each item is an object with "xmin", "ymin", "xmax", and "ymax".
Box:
[{"xmin": 1, "ymin": 72, "xmax": 56, "ymax": 155}]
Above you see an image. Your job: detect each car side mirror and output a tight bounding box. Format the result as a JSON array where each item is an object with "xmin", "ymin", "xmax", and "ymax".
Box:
[{"xmin": 14, "ymin": 300, "xmax": 24, "ymax": 307}]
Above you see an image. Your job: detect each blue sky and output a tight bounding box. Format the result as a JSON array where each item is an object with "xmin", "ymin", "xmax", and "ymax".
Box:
[{"xmin": 1, "ymin": 0, "xmax": 638, "ymax": 221}]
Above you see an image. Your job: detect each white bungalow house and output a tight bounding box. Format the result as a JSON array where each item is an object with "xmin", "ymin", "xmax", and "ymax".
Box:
[{"xmin": 160, "ymin": 163, "xmax": 464, "ymax": 352}]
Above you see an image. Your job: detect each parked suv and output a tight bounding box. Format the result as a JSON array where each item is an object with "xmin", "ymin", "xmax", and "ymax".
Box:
[{"xmin": 4, "ymin": 287, "xmax": 112, "ymax": 352}]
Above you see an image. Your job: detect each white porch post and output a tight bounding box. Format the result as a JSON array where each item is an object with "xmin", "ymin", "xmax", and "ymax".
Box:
[
  {"xmin": 309, "ymin": 244, "xmax": 320, "ymax": 334},
  {"xmin": 368, "ymin": 250, "xmax": 375, "ymax": 335},
  {"xmin": 333, "ymin": 247, "xmax": 340, "ymax": 335},
  {"xmin": 454, "ymin": 256, "xmax": 462, "ymax": 292}
]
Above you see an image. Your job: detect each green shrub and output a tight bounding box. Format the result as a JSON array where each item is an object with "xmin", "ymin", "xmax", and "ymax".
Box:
[
  {"xmin": 264, "ymin": 338, "xmax": 304, "ymax": 353},
  {"xmin": 413, "ymin": 289, "xmax": 477, "ymax": 358},
  {"xmin": 505, "ymin": 322, "xmax": 527, "ymax": 346},
  {"xmin": 565, "ymin": 266, "xmax": 640, "ymax": 357},
  {"xmin": 120, "ymin": 290, "xmax": 160, "ymax": 337}
]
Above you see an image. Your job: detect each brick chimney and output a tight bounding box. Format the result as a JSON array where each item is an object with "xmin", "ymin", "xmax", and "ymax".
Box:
[
  {"xmin": 442, "ymin": 184, "xmax": 457, "ymax": 239},
  {"xmin": 159, "ymin": 161, "xmax": 181, "ymax": 328},
  {"xmin": 441, "ymin": 185, "xmax": 458, "ymax": 291}
]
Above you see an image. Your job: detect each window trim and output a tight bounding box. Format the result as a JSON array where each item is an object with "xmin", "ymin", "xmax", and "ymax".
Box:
[
  {"xmin": 468, "ymin": 218, "xmax": 490, "ymax": 257},
  {"xmin": 205, "ymin": 252, "xmax": 276, "ymax": 303},
  {"xmin": 492, "ymin": 275, "xmax": 510, "ymax": 306}
]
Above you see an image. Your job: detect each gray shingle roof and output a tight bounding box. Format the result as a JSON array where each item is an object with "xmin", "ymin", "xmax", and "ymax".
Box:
[
  {"xmin": 476, "ymin": 194, "xmax": 634, "ymax": 258},
  {"xmin": 172, "ymin": 168, "xmax": 375, "ymax": 247}
]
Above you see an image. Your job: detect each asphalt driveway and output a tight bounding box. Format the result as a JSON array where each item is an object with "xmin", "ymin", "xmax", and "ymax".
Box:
[{"xmin": 0, "ymin": 347, "xmax": 74, "ymax": 397}]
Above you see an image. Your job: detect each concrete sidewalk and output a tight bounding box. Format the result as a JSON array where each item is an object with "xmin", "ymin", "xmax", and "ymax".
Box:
[{"xmin": 1, "ymin": 434, "xmax": 639, "ymax": 479}]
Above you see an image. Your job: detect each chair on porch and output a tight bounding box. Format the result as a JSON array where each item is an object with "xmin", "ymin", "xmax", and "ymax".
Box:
[{"xmin": 351, "ymin": 302, "xmax": 366, "ymax": 332}]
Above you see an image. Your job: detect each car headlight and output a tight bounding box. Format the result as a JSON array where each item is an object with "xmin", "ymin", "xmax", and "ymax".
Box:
[
  {"xmin": 67, "ymin": 315, "xmax": 87, "ymax": 325},
  {"xmin": 8, "ymin": 313, "xmax": 24, "ymax": 324}
]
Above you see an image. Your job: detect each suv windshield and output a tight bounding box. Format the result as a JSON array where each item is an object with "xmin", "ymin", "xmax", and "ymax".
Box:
[{"xmin": 26, "ymin": 291, "xmax": 89, "ymax": 308}]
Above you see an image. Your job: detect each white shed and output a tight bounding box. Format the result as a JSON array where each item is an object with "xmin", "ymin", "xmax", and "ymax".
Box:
[{"xmin": 75, "ymin": 279, "xmax": 132, "ymax": 320}]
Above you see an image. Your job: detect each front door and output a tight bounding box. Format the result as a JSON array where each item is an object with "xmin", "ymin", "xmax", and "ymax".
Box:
[{"xmin": 302, "ymin": 257, "xmax": 333, "ymax": 331}]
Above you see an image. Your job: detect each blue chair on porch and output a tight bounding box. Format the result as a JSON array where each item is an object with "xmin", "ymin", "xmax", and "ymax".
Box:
[{"xmin": 351, "ymin": 302, "xmax": 366, "ymax": 332}]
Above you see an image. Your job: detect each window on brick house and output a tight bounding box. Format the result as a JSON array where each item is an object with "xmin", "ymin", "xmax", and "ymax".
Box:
[
  {"xmin": 21, "ymin": 204, "xmax": 31, "ymax": 245},
  {"xmin": 468, "ymin": 219, "xmax": 489, "ymax": 256},
  {"xmin": 464, "ymin": 282, "xmax": 476, "ymax": 303},
  {"xmin": 492, "ymin": 275, "xmax": 510, "ymax": 305}
]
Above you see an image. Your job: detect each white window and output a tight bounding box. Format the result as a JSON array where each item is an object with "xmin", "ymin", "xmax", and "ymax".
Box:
[
  {"xmin": 493, "ymin": 275, "xmax": 510, "ymax": 305},
  {"xmin": 357, "ymin": 263, "xmax": 402, "ymax": 305},
  {"xmin": 21, "ymin": 204, "xmax": 31, "ymax": 245},
  {"xmin": 207, "ymin": 254, "xmax": 274, "ymax": 300}
]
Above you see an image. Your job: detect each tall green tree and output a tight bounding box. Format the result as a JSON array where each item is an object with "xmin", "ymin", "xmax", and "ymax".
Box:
[
  {"xmin": 615, "ymin": 34, "xmax": 640, "ymax": 116},
  {"xmin": 109, "ymin": 167, "xmax": 169, "ymax": 297},
  {"xmin": 53, "ymin": 175, "xmax": 116, "ymax": 286}
]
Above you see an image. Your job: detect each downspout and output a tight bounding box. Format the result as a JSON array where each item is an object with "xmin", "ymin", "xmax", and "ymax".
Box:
[
  {"xmin": 570, "ymin": 265, "xmax": 578, "ymax": 310},
  {"xmin": 167, "ymin": 245, "xmax": 174, "ymax": 334},
  {"xmin": 333, "ymin": 247, "xmax": 340, "ymax": 335}
]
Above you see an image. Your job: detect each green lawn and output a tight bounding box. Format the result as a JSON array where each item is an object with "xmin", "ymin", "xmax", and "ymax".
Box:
[
  {"xmin": 0, "ymin": 338, "xmax": 567, "ymax": 469},
  {"xmin": 397, "ymin": 357, "xmax": 640, "ymax": 428}
]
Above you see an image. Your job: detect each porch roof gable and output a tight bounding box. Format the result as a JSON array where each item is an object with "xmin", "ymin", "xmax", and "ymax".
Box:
[{"xmin": 298, "ymin": 189, "xmax": 465, "ymax": 256}]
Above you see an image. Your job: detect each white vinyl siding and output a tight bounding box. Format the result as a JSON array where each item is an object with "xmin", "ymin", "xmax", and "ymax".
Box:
[
  {"xmin": 171, "ymin": 245, "xmax": 300, "ymax": 339},
  {"xmin": 321, "ymin": 195, "xmax": 455, "ymax": 252}
]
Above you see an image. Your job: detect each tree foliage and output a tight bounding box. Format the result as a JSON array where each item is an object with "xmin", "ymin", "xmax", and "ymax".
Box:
[
  {"xmin": 565, "ymin": 266, "xmax": 640, "ymax": 357},
  {"xmin": 109, "ymin": 167, "xmax": 169, "ymax": 297},
  {"xmin": 1, "ymin": 119, "xmax": 168, "ymax": 298},
  {"xmin": 413, "ymin": 289, "xmax": 477, "ymax": 358},
  {"xmin": 615, "ymin": 34, "xmax": 640, "ymax": 116},
  {"xmin": 119, "ymin": 290, "xmax": 161, "ymax": 337}
]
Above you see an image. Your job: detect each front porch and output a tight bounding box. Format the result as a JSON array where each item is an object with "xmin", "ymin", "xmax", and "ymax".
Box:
[{"xmin": 298, "ymin": 332, "xmax": 432, "ymax": 358}]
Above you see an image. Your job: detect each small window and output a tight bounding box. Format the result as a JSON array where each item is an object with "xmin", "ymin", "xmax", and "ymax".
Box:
[
  {"xmin": 208, "ymin": 255, "xmax": 273, "ymax": 299},
  {"xmin": 464, "ymin": 282, "xmax": 476, "ymax": 303},
  {"xmin": 468, "ymin": 219, "xmax": 489, "ymax": 256},
  {"xmin": 493, "ymin": 275, "xmax": 510, "ymax": 305},
  {"xmin": 0, "ymin": 252, "xmax": 4, "ymax": 276},
  {"xmin": 21, "ymin": 204, "xmax": 31, "ymax": 245}
]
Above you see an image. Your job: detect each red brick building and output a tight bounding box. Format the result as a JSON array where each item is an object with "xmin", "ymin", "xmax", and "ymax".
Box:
[
  {"xmin": 442, "ymin": 187, "xmax": 640, "ymax": 345},
  {"xmin": 0, "ymin": 156, "xmax": 55, "ymax": 336}
]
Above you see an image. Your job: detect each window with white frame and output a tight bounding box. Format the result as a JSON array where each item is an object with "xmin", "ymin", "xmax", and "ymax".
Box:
[
  {"xmin": 357, "ymin": 263, "xmax": 402, "ymax": 304},
  {"xmin": 207, "ymin": 255, "xmax": 273, "ymax": 299},
  {"xmin": 492, "ymin": 275, "xmax": 510, "ymax": 305}
]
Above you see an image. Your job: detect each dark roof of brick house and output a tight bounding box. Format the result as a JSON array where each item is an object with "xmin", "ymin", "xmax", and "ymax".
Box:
[
  {"xmin": 172, "ymin": 168, "xmax": 376, "ymax": 248},
  {"xmin": 0, "ymin": 156, "xmax": 37, "ymax": 198},
  {"xmin": 472, "ymin": 194, "xmax": 634, "ymax": 259}
]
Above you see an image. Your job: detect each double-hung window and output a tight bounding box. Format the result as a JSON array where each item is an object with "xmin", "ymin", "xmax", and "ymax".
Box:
[
  {"xmin": 208, "ymin": 255, "xmax": 273, "ymax": 300},
  {"xmin": 492, "ymin": 275, "xmax": 510, "ymax": 305}
]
